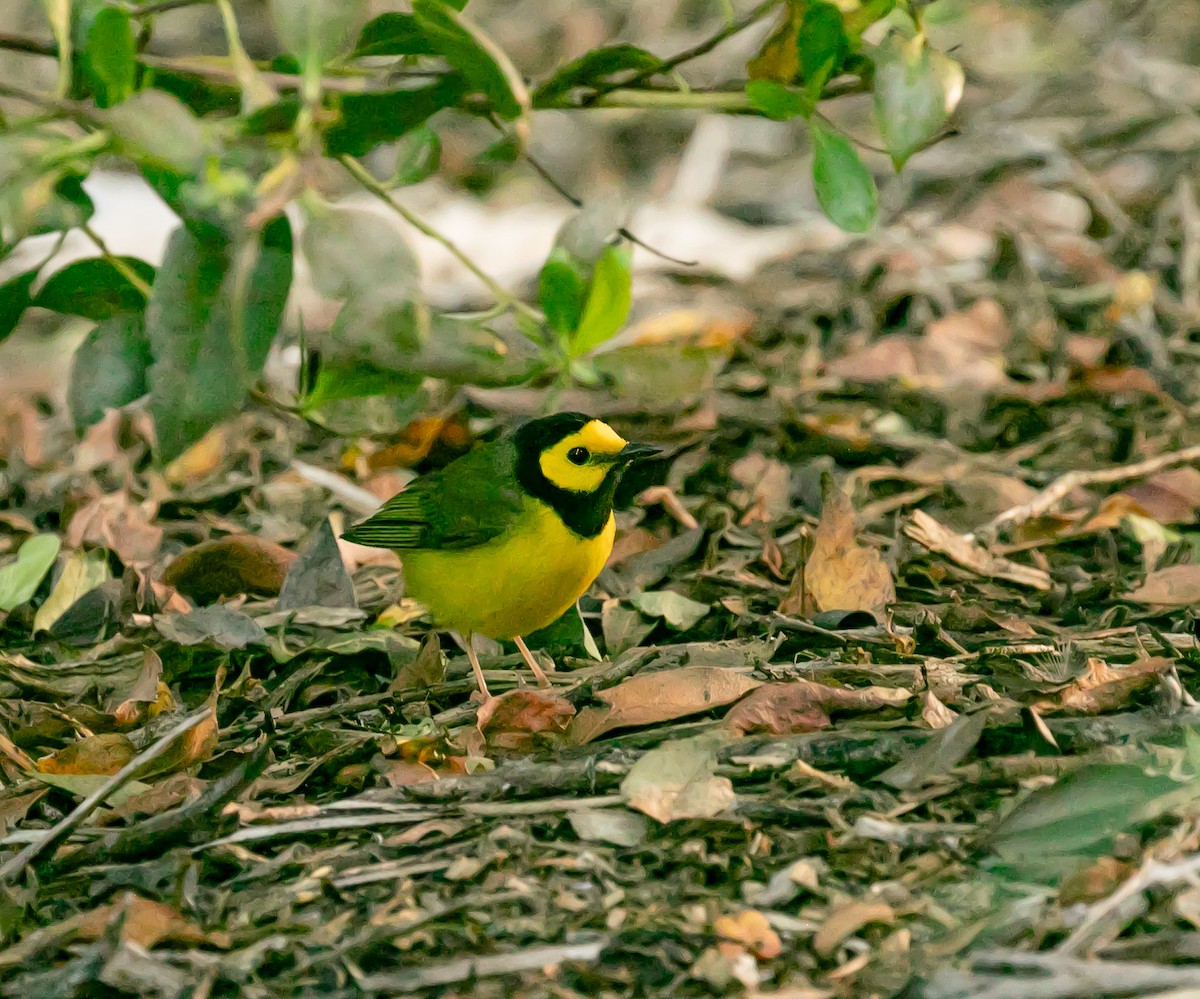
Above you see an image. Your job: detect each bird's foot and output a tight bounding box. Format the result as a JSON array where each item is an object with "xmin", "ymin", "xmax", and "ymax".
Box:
[{"xmin": 513, "ymin": 635, "xmax": 553, "ymax": 688}]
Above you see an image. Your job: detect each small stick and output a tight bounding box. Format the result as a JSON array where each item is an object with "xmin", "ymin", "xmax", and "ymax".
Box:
[
  {"xmin": 0, "ymin": 708, "xmax": 213, "ymax": 882},
  {"xmin": 969, "ymin": 442, "xmax": 1200, "ymax": 542}
]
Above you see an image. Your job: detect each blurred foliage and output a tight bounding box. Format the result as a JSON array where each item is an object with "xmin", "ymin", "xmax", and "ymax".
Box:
[{"xmin": 0, "ymin": 0, "xmax": 962, "ymax": 460}]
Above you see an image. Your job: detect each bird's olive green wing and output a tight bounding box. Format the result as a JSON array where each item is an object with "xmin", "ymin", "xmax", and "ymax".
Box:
[{"xmin": 341, "ymin": 439, "xmax": 526, "ymax": 550}]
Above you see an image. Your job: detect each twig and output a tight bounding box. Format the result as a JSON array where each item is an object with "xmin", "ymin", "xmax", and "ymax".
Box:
[
  {"xmin": 969, "ymin": 443, "xmax": 1200, "ymax": 542},
  {"xmin": 0, "ymin": 33, "xmax": 56, "ymax": 58},
  {"xmin": 954, "ymin": 949, "xmax": 1200, "ymax": 999},
  {"xmin": 519, "ymin": 147, "xmax": 697, "ymax": 267},
  {"xmin": 0, "ymin": 707, "xmax": 213, "ymax": 882},
  {"xmin": 81, "ymin": 223, "xmax": 153, "ymax": 299},
  {"xmin": 1057, "ymin": 851, "xmax": 1200, "ymax": 956},
  {"xmin": 337, "ymin": 154, "xmax": 542, "ymax": 323},
  {"xmin": 127, "ymin": 0, "xmax": 214, "ymax": 15}
]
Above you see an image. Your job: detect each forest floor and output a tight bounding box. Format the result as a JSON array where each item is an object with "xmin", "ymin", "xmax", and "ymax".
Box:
[{"xmin": 5, "ymin": 2, "xmax": 1200, "ymax": 997}]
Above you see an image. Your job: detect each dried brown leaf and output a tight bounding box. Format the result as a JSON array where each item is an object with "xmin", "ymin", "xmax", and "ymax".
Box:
[
  {"xmin": 788, "ymin": 476, "xmax": 895, "ymax": 620},
  {"xmin": 569, "ymin": 666, "xmax": 762, "ymax": 744},
  {"xmin": 477, "ymin": 689, "xmax": 575, "ymax": 752},
  {"xmin": 725, "ymin": 680, "xmax": 910, "ymax": 736},
  {"xmin": 904, "ymin": 509, "xmax": 1052, "ymax": 590},
  {"xmin": 621, "ymin": 737, "xmax": 735, "ymax": 823},
  {"xmin": 37, "ymin": 733, "xmax": 135, "ymax": 776},
  {"xmin": 77, "ymin": 892, "xmax": 228, "ymax": 949},
  {"xmin": 67, "ymin": 491, "xmax": 163, "ymax": 567},
  {"xmin": 1126, "ymin": 564, "xmax": 1200, "ymax": 607},
  {"xmin": 1040, "ymin": 657, "xmax": 1173, "ymax": 714}
]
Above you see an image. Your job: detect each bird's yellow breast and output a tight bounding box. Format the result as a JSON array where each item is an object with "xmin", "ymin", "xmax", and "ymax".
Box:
[{"xmin": 399, "ymin": 502, "xmax": 615, "ymax": 639}]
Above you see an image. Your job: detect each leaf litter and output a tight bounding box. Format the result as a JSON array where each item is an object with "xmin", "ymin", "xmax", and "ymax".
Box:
[{"xmin": 5, "ymin": 7, "xmax": 1200, "ymax": 997}]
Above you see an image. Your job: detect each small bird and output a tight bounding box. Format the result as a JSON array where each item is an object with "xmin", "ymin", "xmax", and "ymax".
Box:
[{"xmin": 342, "ymin": 412, "xmax": 660, "ymax": 697}]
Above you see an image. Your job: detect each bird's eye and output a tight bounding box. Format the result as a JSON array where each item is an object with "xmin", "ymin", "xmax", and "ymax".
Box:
[{"xmin": 567, "ymin": 447, "xmax": 590, "ymax": 465}]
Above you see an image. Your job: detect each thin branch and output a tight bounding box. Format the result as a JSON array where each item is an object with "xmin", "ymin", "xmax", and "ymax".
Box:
[
  {"xmin": 0, "ymin": 707, "xmax": 213, "ymax": 882},
  {"xmin": 0, "ymin": 33, "xmax": 56, "ymax": 58},
  {"xmin": 519, "ymin": 146, "xmax": 698, "ymax": 268},
  {"xmin": 126, "ymin": 0, "xmax": 215, "ymax": 15},
  {"xmin": 969, "ymin": 442, "xmax": 1200, "ymax": 542},
  {"xmin": 81, "ymin": 223, "xmax": 153, "ymax": 299},
  {"xmin": 337, "ymin": 154, "xmax": 541, "ymax": 323}
]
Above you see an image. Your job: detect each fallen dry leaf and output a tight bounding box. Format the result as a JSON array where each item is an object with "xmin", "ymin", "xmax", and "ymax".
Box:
[
  {"xmin": 162, "ymin": 534, "xmax": 298, "ymax": 604},
  {"xmin": 1126, "ymin": 564, "xmax": 1200, "ymax": 607},
  {"xmin": 921, "ymin": 690, "xmax": 958, "ymax": 729},
  {"xmin": 785, "ymin": 475, "xmax": 895, "ymax": 620},
  {"xmin": 77, "ymin": 892, "xmax": 229, "ymax": 949},
  {"xmin": 67, "ymin": 490, "xmax": 164, "ymax": 567},
  {"xmin": 724, "ymin": 680, "xmax": 911, "ymax": 736},
  {"xmin": 1039, "ymin": 656, "xmax": 1174, "ymax": 714},
  {"xmin": 621, "ymin": 736, "xmax": 735, "ymax": 823},
  {"xmin": 1121, "ymin": 467, "xmax": 1200, "ymax": 523},
  {"xmin": 37, "ymin": 732, "xmax": 135, "ymax": 776},
  {"xmin": 730, "ymin": 453, "xmax": 792, "ymax": 524},
  {"xmin": 569, "ymin": 666, "xmax": 762, "ymax": 744},
  {"xmin": 477, "ymin": 689, "xmax": 575, "ymax": 752},
  {"xmin": 812, "ymin": 900, "xmax": 895, "ymax": 957},
  {"xmin": 714, "ymin": 909, "xmax": 782, "ymax": 960},
  {"xmin": 108, "ymin": 649, "xmax": 175, "ymax": 729},
  {"xmin": 904, "ymin": 509, "xmax": 1051, "ymax": 590}
]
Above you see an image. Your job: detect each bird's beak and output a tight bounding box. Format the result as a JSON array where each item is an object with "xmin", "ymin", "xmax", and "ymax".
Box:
[{"xmin": 615, "ymin": 442, "xmax": 661, "ymax": 463}]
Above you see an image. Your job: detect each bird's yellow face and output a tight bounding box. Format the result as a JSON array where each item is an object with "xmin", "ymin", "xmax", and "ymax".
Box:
[{"xmin": 538, "ymin": 419, "xmax": 630, "ymax": 493}]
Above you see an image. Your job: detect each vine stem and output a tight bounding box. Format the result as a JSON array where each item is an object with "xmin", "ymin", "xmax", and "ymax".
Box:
[{"xmin": 337, "ymin": 154, "xmax": 541, "ymax": 323}]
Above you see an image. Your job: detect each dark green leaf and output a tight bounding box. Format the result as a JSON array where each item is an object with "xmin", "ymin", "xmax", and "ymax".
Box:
[
  {"xmin": 797, "ymin": 1, "xmax": 849, "ymax": 89},
  {"xmin": 745, "ymin": 79, "xmax": 813, "ymax": 120},
  {"xmin": 0, "ymin": 268, "xmax": 38, "ymax": 344},
  {"xmin": 412, "ymin": 0, "xmax": 528, "ymax": 121},
  {"xmin": 35, "ymin": 257, "xmax": 154, "ymax": 320},
  {"xmin": 146, "ymin": 220, "xmax": 291, "ymax": 460},
  {"xmin": 84, "ymin": 7, "xmax": 136, "ymax": 107},
  {"xmin": 538, "ymin": 246, "xmax": 588, "ymax": 336},
  {"xmin": 68, "ymin": 313, "xmax": 152, "ymax": 432},
  {"xmin": 389, "ymin": 126, "xmax": 441, "ymax": 186},
  {"xmin": 569, "ymin": 243, "xmax": 632, "ymax": 356},
  {"xmin": 352, "ymin": 13, "xmax": 437, "ymax": 57},
  {"xmin": 237, "ymin": 214, "xmax": 294, "ymax": 373},
  {"xmin": 300, "ymin": 197, "xmax": 419, "ymax": 304},
  {"xmin": 810, "ymin": 121, "xmax": 877, "ymax": 233},
  {"xmin": 533, "ymin": 44, "xmax": 660, "ymax": 105},
  {"xmin": 269, "ymin": 0, "xmax": 366, "ymax": 67},
  {"xmin": 873, "ymin": 32, "xmax": 948, "ymax": 168},
  {"xmin": 988, "ymin": 764, "xmax": 1179, "ymax": 880},
  {"xmin": 0, "ymin": 534, "xmax": 61, "ymax": 612},
  {"xmin": 324, "ymin": 75, "xmax": 467, "ymax": 156}
]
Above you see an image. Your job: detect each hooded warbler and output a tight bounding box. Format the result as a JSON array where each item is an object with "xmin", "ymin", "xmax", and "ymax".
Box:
[{"xmin": 342, "ymin": 412, "xmax": 660, "ymax": 696}]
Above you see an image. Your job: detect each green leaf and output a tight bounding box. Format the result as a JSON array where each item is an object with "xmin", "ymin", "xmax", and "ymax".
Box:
[
  {"xmin": 389, "ymin": 126, "xmax": 441, "ymax": 186},
  {"xmin": 32, "ymin": 772, "xmax": 153, "ymax": 807},
  {"xmin": 68, "ymin": 313, "xmax": 152, "ymax": 432},
  {"xmin": 987, "ymin": 764, "xmax": 1179, "ymax": 880},
  {"xmin": 569, "ymin": 243, "xmax": 632, "ymax": 357},
  {"xmin": 324, "ymin": 75, "xmax": 467, "ymax": 157},
  {"xmin": 809, "ymin": 121, "xmax": 877, "ymax": 233},
  {"xmin": 0, "ymin": 268, "xmax": 38, "ymax": 345},
  {"xmin": 146, "ymin": 220, "xmax": 292, "ymax": 461},
  {"xmin": 533, "ymin": 44, "xmax": 660, "ymax": 106},
  {"xmin": 844, "ymin": 0, "xmax": 897, "ymax": 40},
  {"xmin": 33, "ymin": 550, "xmax": 112, "ymax": 633},
  {"xmin": 352, "ymin": 13, "xmax": 437, "ymax": 57},
  {"xmin": 629, "ymin": 589, "xmax": 710, "ymax": 631},
  {"xmin": 300, "ymin": 197, "xmax": 420, "ymax": 304},
  {"xmin": 412, "ymin": 0, "xmax": 529, "ymax": 121},
  {"xmin": 537, "ymin": 246, "xmax": 588, "ymax": 336},
  {"xmin": 35, "ymin": 257, "xmax": 154, "ymax": 320},
  {"xmin": 797, "ymin": 1, "xmax": 849, "ymax": 89},
  {"xmin": 0, "ymin": 534, "xmax": 61, "ymax": 612},
  {"xmin": 301, "ymin": 360, "xmax": 419, "ymax": 411},
  {"xmin": 84, "ymin": 7, "xmax": 136, "ymax": 107},
  {"xmin": 873, "ymin": 32, "xmax": 948, "ymax": 168},
  {"xmin": 269, "ymin": 0, "xmax": 366, "ymax": 68},
  {"xmin": 745, "ymin": 79, "xmax": 813, "ymax": 120},
  {"xmin": 104, "ymin": 90, "xmax": 208, "ymax": 174}
]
